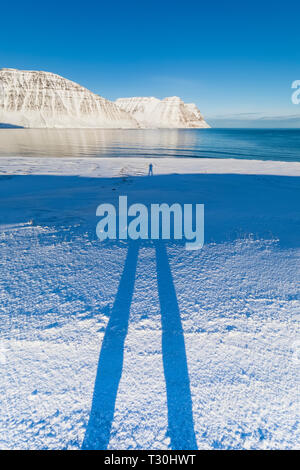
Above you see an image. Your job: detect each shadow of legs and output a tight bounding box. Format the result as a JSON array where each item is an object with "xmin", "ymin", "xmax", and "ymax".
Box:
[
  {"xmin": 82, "ymin": 242, "xmax": 139, "ymax": 450},
  {"xmin": 155, "ymin": 242, "xmax": 197, "ymax": 450}
]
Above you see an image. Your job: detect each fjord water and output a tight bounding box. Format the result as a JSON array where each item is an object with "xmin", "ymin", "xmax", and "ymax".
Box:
[{"xmin": 0, "ymin": 128, "xmax": 299, "ymax": 162}]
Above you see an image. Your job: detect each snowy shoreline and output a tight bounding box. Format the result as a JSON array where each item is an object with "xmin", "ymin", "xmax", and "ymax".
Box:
[
  {"xmin": 0, "ymin": 156, "xmax": 300, "ymax": 177},
  {"xmin": 1, "ymin": 159, "xmax": 299, "ymax": 450}
]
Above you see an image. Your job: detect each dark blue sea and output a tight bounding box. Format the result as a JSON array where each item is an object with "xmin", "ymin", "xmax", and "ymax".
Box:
[{"xmin": 0, "ymin": 128, "xmax": 299, "ymax": 162}]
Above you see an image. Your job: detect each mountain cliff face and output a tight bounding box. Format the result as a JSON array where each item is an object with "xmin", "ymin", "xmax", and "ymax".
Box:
[
  {"xmin": 0, "ymin": 68, "xmax": 139, "ymax": 128},
  {"xmin": 115, "ymin": 96, "xmax": 210, "ymax": 128},
  {"xmin": 0, "ymin": 69, "xmax": 210, "ymax": 129}
]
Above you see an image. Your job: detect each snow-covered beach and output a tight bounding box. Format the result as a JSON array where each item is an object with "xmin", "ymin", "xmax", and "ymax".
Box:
[{"xmin": 0, "ymin": 156, "xmax": 299, "ymax": 449}]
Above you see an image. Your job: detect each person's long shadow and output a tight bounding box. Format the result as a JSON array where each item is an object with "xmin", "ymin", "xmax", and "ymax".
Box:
[
  {"xmin": 82, "ymin": 242, "xmax": 139, "ymax": 450},
  {"xmin": 82, "ymin": 241, "xmax": 197, "ymax": 450},
  {"xmin": 155, "ymin": 242, "xmax": 197, "ymax": 450}
]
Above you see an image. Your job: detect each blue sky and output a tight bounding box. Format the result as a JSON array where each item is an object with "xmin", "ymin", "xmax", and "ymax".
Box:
[{"xmin": 1, "ymin": 0, "xmax": 300, "ymax": 125}]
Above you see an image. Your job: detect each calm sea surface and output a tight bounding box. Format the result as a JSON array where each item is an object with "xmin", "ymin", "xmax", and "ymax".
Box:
[{"xmin": 0, "ymin": 128, "xmax": 299, "ymax": 162}]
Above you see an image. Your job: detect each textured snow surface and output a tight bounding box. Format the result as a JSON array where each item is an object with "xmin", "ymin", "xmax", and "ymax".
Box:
[
  {"xmin": 115, "ymin": 96, "xmax": 210, "ymax": 128},
  {"xmin": 0, "ymin": 166, "xmax": 299, "ymax": 450},
  {"xmin": 0, "ymin": 156, "xmax": 299, "ymax": 177},
  {"xmin": 0, "ymin": 69, "xmax": 139, "ymax": 129}
]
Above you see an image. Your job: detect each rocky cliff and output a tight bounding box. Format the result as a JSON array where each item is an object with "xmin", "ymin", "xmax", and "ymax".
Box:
[
  {"xmin": 0, "ymin": 68, "xmax": 139, "ymax": 128},
  {"xmin": 115, "ymin": 96, "xmax": 210, "ymax": 128},
  {"xmin": 0, "ymin": 69, "xmax": 210, "ymax": 129}
]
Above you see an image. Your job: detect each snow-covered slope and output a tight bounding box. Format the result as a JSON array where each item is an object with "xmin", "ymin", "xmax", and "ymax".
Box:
[
  {"xmin": 115, "ymin": 96, "xmax": 210, "ymax": 128},
  {"xmin": 0, "ymin": 68, "xmax": 139, "ymax": 129},
  {"xmin": 0, "ymin": 69, "xmax": 210, "ymax": 129}
]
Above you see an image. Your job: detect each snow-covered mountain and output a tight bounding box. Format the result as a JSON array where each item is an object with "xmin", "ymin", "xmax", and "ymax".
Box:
[
  {"xmin": 0, "ymin": 68, "xmax": 139, "ymax": 128},
  {"xmin": 115, "ymin": 96, "xmax": 210, "ymax": 128},
  {"xmin": 0, "ymin": 69, "xmax": 210, "ymax": 129}
]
